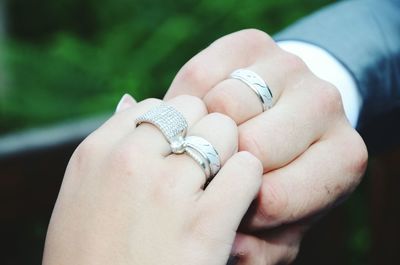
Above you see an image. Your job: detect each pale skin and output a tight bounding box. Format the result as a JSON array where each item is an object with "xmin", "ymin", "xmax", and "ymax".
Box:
[
  {"xmin": 163, "ymin": 29, "xmax": 368, "ymax": 264},
  {"xmin": 43, "ymin": 95, "xmax": 263, "ymax": 265},
  {"xmin": 43, "ymin": 29, "xmax": 368, "ymax": 265}
]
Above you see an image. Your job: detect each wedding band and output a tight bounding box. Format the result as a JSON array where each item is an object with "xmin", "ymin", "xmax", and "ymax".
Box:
[
  {"xmin": 230, "ymin": 69, "xmax": 273, "ymax": 111},
  {"xmin": 184, "ymin": 136, "xmax": 221, "ymax": 182},
  {"xmin": 135, "ymin": 105, "xmax": 221, "ymax": 182},
  {"xmin": 135, "ymin": 104, "xmax": 188, "ymax": 154}
]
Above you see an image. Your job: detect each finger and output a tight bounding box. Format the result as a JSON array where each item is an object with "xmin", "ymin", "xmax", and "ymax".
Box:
[
  {"xmin": 128, "ymin": 95, "xmax": 208, "ymax": 156},
  {"xmin": 164, "ymin": 29, "xmax": 278, "ymax": 100},
  {"xmin": 237, "ymin": 77, "xmax": 344, "ymax": 171},
  {"xmin": 244, "ymin": 127, "xmax": 367, "ymax": 229},
  {"xmin": 231, "ymin": 225, "xmax": 303, "ymax": 265},
  {"xmin": 105, "ymin": 97, "xmax": 160, "ymax": 134},
  {"xmin": 204, "ymin": 51, "xmax": 306, "ymax": 124},
  {"xmin": 198, "ymin": 152, "xmax": 263, "ymax": 233},
  {"xmin": 79, "ymin": 97, "xmax": 162, "ymax": 153},
  {"xmin": 91, "ymin": 96, "xmax": 200, "ymax": 153},
  {"xmin": 166, "ymin": 113, "xmax": 239, "ymax": 193}
]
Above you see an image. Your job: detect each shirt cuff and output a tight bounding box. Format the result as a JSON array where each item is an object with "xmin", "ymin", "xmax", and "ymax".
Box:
[{"xmin": 277, "ymin": 40, "xmax": 361, "ymax": 128}]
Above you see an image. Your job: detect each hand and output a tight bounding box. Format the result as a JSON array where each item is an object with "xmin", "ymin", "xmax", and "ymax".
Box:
[
  {"xmin": 42, "ymin": 95, "xmax": 263, "ymax": 265},
  {"xmin": 164, "ymin": 29, "xmax": 368, "ymax": 264}
]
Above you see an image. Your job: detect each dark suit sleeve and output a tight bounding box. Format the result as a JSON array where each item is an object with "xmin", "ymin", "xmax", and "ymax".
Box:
[{"xmin": 274, "ymin": 0, "xmax": 400, "ymax": 154}]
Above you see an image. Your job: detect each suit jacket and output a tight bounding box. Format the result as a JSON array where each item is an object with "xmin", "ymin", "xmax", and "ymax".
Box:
[{"xmin": 275, "ymin": 0, "xmax": 400, "ymax": 154}]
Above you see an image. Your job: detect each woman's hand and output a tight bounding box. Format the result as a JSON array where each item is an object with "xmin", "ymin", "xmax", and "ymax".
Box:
[{"xmin": 42, "ymin": 95, "xmax": 262, "ymax": 265}]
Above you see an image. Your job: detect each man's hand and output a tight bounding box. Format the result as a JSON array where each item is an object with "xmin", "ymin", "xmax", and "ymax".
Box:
[{"xmin": 164, "ymin": 29, "xmax": 368, "ymax": 264}]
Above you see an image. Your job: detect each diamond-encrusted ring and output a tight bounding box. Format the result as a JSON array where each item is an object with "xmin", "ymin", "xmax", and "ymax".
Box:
[
  {"xmin": 230, "ymin": 69, "xmax": 273, "ymax": 111},
  {"xmin": 135, "ymin": 105, "xmax": 221, "ymax": 183},
  {"xmin": 135, "ymin": 104, "xmax": 188, "ymax": 154},
  {"xmin": 184, "ymin": 136, "xmax": 221, "ymax": 182}
]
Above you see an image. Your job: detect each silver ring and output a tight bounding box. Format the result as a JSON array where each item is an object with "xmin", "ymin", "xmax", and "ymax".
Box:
[
  {"xmin": 184, "ymin": 136, "xmax": 221, "ymax": 182},
  {"xmin": 230, "ymin": 69, "xmax": 273, "ymax": 111},
  {"xmin": 135, "ymin": 104, "xmax": 188, "ymax": 154}
]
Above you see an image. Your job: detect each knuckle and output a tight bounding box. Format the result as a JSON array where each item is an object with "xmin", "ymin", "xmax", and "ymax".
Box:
[
  {"xmin": 327, "ymin": 128, "xmax": 368, "ymax": 202},
  {"xmin": 258, "ymin": 180, "xmax": 289, "ymax": 224},
  {"xmin": 210, "ymin": 29, "xmax": 275, "ymax": 59},
  {"xmin": 279, "ymin": 50, "xmax": 308, "ymax": 75},
  {"xmin": 140, "ymin": 97, "xmax": 163, "ymax": 106},
  {"xmin": 73, "ymin": 133, "xmax": 99, "ymax": 162},
  {"xmin": 238, "ymin": 28, "xmax": 275, "ymax": 50},
  {"xmin": 68, "ymin": 131, "xmax": 104, "ymax": 175},
  {"xmin": 311, "ymin": 81, "xmax": 344, "ymax": 116},
  {"xmin": 345, "ymin": 129, "xmax": 368, "ymax": 179},
  {"xmin": 204, "ymin": 84, "xmax": 239, "ymax": 117},
  {"xmin": 173, "ymin": 94, "xmax": 207, "ymax": 113},
  {"xmin": 178, "ymin": 60, "xmax": 209, "ymax": 90},
  {"xmin": 239, "ymin": 128, "xmax": 264, "ymax": 161},
  {"xmin": 208, "ymin": 112, "xmax": 236, "ymax": 128}
]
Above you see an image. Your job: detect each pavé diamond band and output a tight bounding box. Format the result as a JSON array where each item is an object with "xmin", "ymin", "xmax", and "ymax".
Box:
[
  {"xmin": 135, "ymin": 105, "xmax": 221, "ymax": 182},
  {"xmin": 135, "ymin": 104, "xmax": 188, "ymax": 154}
]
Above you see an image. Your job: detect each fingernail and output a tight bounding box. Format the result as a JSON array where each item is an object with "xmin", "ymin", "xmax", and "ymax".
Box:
[
  {"xmin": 226, "ymin": 255, "xmax": 239, "ymax": 265},
  {"xmin": 115, "ymin": 93, "xmax": 135, "ymax": 113}
]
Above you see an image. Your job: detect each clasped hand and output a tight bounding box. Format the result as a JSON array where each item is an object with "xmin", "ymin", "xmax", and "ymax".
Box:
[{"xmin": 43, "ymin": 29, "xmax": 367, "ymax": 265}]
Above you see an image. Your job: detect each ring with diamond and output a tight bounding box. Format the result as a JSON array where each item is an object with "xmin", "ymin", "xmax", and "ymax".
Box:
[
  {"xmin": 135, "ymin": 104, "xmax": 188, "ymax": 154},
  {"xmin": 230, "ymin": 69, "xmax": 273, "ymax": 111},
  {"xmin": 184, "ymin": 135, "xmax": 221, "ymax": 183}
]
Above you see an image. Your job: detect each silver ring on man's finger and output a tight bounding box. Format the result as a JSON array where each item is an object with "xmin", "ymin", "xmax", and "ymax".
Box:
[{"xmin": 230, "ymin": 68, "xmax": 273, "ymax": 111}]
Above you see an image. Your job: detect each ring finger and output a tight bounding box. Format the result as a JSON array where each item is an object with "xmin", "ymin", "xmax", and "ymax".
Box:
[
  {"xmin": 165, "ymin": 113, "xmax": 238, "ymax": 194},
  {"xmin": 127, "ymin": 95, "xmax": 208, "ymax": 156},
  {"xmin": 204, "ymin": 52, "xmax": 301, "ymax": 124}
]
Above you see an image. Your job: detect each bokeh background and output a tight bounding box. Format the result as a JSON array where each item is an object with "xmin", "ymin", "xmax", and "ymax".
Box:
[
  {"xmin": 1, "ymin": 0, "xmax": 340, "ymax": 133},
  {"xmin": 1, "ymin": 0, "xmax": 398, "ymax": 264}
]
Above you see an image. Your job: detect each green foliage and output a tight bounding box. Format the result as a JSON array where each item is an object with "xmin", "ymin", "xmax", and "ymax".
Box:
[{"xmin": 1, "ymin": 0, "xmax": 335, "ymax": 133}]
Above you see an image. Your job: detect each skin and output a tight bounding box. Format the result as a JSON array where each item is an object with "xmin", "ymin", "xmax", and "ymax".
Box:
[
  {"xmin": 163, "ymin": 29, "xmax": 368, "ymax": 264},
  {"xmin": 42, "ymin": 95, "xmax": 263, "ymax": 265},
  {"xmin": 43, "ymin": 29, "xmax": 368, "ymax": 265}
]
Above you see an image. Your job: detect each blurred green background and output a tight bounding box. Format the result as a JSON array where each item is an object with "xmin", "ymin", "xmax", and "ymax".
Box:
[
  {"xmin": 0, "ymin": 0, "xmax": 373, "ymax": 264},
  {"xmin": 1, "ymin": 0, "xmax": 339, "ymax": 134}
]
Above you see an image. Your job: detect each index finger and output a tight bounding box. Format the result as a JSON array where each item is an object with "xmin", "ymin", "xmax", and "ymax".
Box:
[{"xmin": 164, "ymin": 29, "xmax": 278, "ymax": 100}]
